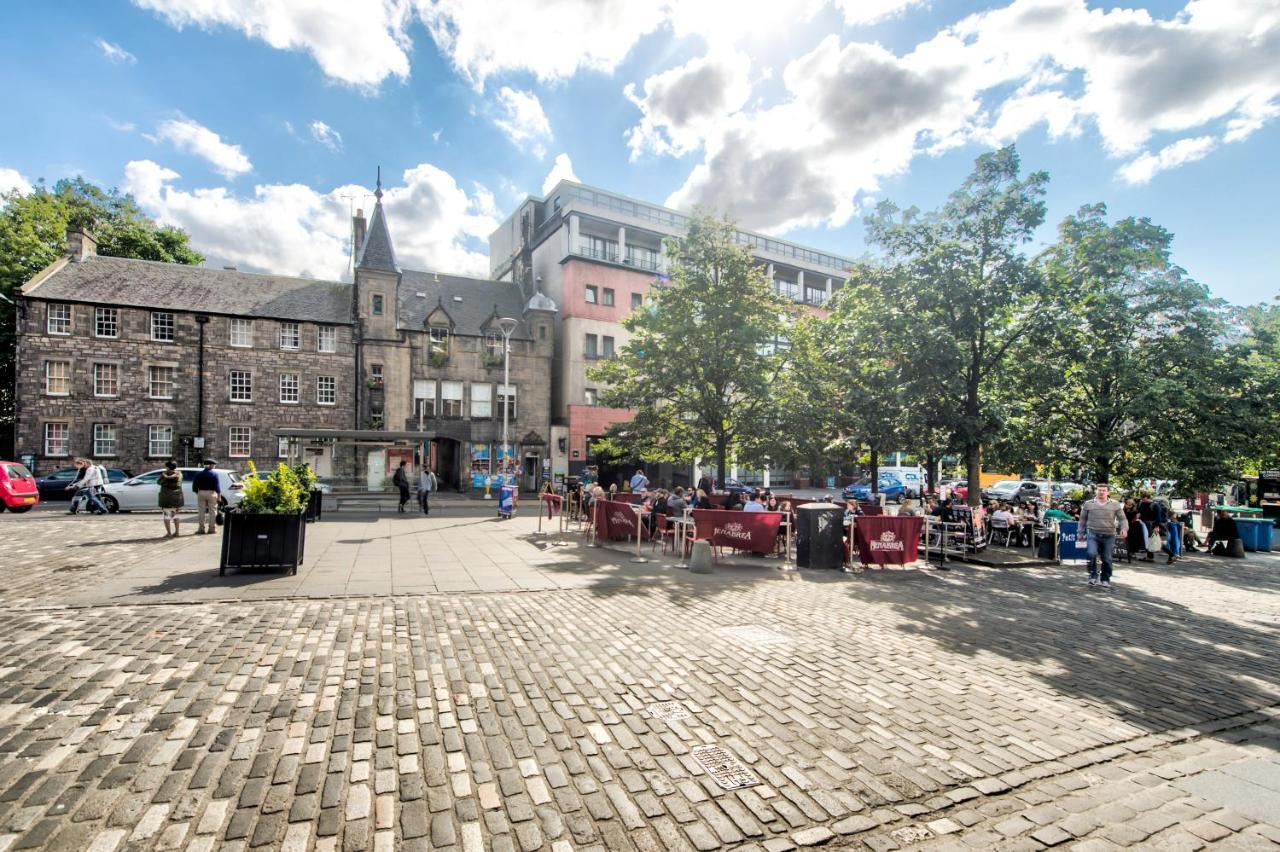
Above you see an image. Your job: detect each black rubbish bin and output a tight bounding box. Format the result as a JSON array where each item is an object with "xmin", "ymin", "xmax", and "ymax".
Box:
[{"xmin": 795, "ymin": 503, "xmax": 844, "ymax": 569}]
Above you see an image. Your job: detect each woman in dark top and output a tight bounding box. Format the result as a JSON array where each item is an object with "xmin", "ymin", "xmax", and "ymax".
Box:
[
  {"xmin": 158, "ymin": 460, "xmax": 185, "ymax": 538},
  {"xmin": 1123, "ymin": 498, "xmax": 1144, "ymax": 562},
  {"xmin": 1206, "ymin": 511, "xmax": 1241, "ymax": 555}
]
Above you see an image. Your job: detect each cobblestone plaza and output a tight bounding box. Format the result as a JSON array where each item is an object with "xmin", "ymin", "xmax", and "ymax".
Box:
[{"xmin": 0, "ymin": 506, "xmax": 1278, "ymax": 851}]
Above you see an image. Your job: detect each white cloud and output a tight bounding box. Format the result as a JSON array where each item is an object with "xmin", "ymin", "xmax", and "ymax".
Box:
[
  {"xmin": 492, "ymin": 87, "xmax": 552, "ymax": 157},
  {"xmin": 831, "ymin": 0, "xmax": 928, "ymax": 26},
  {"xmin": 661, "ymin": 0, "xmax": 1280, "ymax": 232},
  {"xmin": 96, "ymin": 38, "xmax": 137, "ymax": 64},
  {"xmin": 134, "ymin": 0, "xmax": 410, "ymax": 90},
  {"xmin": 541, "ymin": 153, "xmax": 580, "ymax": 195},
  {"xmin": 309, "ymin": 120, "xmax": 343, "ymax": 153},
  {"xmin": 415, "ymin": 0, "xmax": 667, "ymax": 89},
  {"xmin": 153, "ymin": 118, "xmax": 253, "ymax": 178},
  {"xmin": 625, "ymin": 51, "xmax": 754, "ymax": 159},
  {"xmin": 122, "ymin": 160, "xmax": 497, "ymax": 279},
  {"xmin": 1116, "ymin": 135, "xmax": 1217, "ymax": 184},
  {"xmin": 0, "ymin": 168, "xmax": 32, "ymax": 196}
]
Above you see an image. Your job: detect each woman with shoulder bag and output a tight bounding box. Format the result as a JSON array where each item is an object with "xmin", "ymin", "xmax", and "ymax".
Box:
[{"xmin": 158, "ymin": 461, "xmax": 185, "ymax": 537}]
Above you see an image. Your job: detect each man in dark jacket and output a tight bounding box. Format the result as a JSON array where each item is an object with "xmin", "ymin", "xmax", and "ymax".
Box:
[
  {"xmin": 193, "ymin": 460, "xmax": 221, "ymax": 534},
  {"xmin": 1136, "ymin": 494, "xmax": 1167, "ymax": 561},
  {"xmin": 393, "ymin": 461, "xmax": 410, "ymax": 513}
]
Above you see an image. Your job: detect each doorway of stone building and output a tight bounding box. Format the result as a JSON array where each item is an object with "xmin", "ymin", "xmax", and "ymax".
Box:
[{"xmin": 432, "ymin": 438, "xmax": 461, "ymax": 491}]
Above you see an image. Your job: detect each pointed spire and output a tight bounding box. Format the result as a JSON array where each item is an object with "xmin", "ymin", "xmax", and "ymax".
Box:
[
  {"xmin": 356, "ymin": 166, "xmax": 398, "ymax": 272},
  {"xmin": 375, "ymin": 165, "xmax": 383, "ymax": 201}
]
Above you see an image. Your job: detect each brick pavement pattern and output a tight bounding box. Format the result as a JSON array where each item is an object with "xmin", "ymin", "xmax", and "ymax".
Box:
[{"xmin": 0, "ymin": 510, "xmax": 1278, "ymax": 851}]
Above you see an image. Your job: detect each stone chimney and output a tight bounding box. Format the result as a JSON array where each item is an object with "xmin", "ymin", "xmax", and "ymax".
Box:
[
  {"xmin": 352, "ymin": 209, "xmax": 367, "ymax": 263},
  {"xmin": 66, "ymin": 227, "xmax": 98, "ymax": 262}
]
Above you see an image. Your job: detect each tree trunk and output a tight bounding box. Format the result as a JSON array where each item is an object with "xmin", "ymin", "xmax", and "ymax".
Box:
[
  {"xmin": 1095, "ymin": 455, "xmax": 1111, "ymax": 485},
  {"xmin": 966, "ymin": 442, "xmax": 982, "ymax": 507},
  {"xmin": 870, "ymin": 446, "xmax": 880, "ymax": 493},
  {"xmin": 925, "ymin": 452, "xmax": 939, "ymax": 496},
  {"xmin": 715, "ymin": 436, "xmax": 728, "ymax": 493}
]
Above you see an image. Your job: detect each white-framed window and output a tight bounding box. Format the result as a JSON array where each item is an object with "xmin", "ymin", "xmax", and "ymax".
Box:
[
  {"xmin": 93, "ymin": 423, "xmax": 117, "ymax": 457},
  {"xmin": 428, "ymin": 326, "xmax": 449, "ymax": 357},
  {"xmin": 229, "ymin": 426, "xmax": 252, "ymax": 458},
  {"xmin": 631, "ymin": 292, "xmax": 643, "ymax": 310},
  {"xmin": 440, "ymin": 381, "xmax": 463, "ymax": 417},
  {"xmin": 470, "ymin": 382, "xmax": 492, "ymax": 418},
  {"xmin": 44, "ymin": 422, "xmax": 70, "ymax": 457},
  {"xmin": 370, "ymin": 364, "xmax": 383, "ymax": 388},
  {"xmin": 584, "ymin": 285, "xmax": 598, "ymax": 304},
  {"xmin": 498, "ymin": 384, "xmax": 517, "ymax": 420},
  {"xmin": 279, "ymin": 373, "xmax": 300, "ymax": 404},
  {"xmin": 413, "ymin": 379, "xmax": 436, "ymax": 417},
  {"xmin": 148, "ymin": 425, "xmax": 174, "ymax": 458},
  {"xmin": 278, "ymin": 437, "xmax": 290, "ymax": 459},
  {"xmin": 317, "ymin": 325, "xmax": 337, "ymax": 353},
  {"xmin": 45, "ymin": 360, "xmax": 71, "ymax": 396},
  {"xmin": 230, "ymin": 318, "xmax": 253, "ymax": 347},
  {"xmin": 317, "ymin": 375, "xmax": 336, "ymax": 405},
  {"xmin": 484, "ymin": 332, "xmax": 502, "ymax": 360},
  {"xmin": 229, "ymin": 370, "xmax": 252, "ymax": 402},
  {"xmin": 584, "ymin": 388, "xmax": 598, "ymax": 406},
  {"xmin": 93, "ymin": 363, "xmax": 119, "ymax": 397},
  {"xmin": 94, "ymin": 307, "xmax": 119, "ymax": 338},
  {"xmin": 47, "ymin": 303, "xmax": 71, "ymax": 335},
  {"xmin": 279, "ymin": 321, "xmax": 300, "ymax": 350},
  {"xmin": 151, "ymin": 312, "xmax": 175, "ymax": 342},
  {"xmin": 148, "ymin": 366, "xmax": 176, "ymax": 399}
]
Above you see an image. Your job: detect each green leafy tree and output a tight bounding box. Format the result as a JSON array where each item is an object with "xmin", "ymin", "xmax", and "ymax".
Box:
[
  {"xmin": 0, "ymin": 178, "xmax": 203, "ymax": 454},
  {"xmin": 864, "ymin": 145, "xmax": 1049, "ymax": 504},
  {"xmin": 1010, "ymin": 204, "xmax": 1240, "ymax": 490},
  {"xmin": 588, "ymin": 213, "xmax": 791, "ymax": 482}
]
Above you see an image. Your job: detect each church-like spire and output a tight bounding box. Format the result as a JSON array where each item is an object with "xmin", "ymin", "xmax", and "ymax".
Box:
[{"xmin": 356, "ymin": 167, "xmax": 398, "ymax": 272}]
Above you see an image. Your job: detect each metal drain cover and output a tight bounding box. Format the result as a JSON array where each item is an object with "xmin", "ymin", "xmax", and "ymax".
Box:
[
  {"xmin": 717, "ymin": 625, "xmax": 791, "ymax": 646},
  {"xmin": 645, "ymin": 701, "xmax": 692, "ymax": 721},
  {"xmin": 691, "ymin": 745, "xmax": 760, "ymax": 790}
]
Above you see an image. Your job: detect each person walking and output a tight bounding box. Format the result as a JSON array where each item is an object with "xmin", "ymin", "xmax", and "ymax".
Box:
[
  {"xmin": 158, "ymin": 460, "xmax": 185, "ymax": 537},
  {"xmin": 393, "ymin": 461, "xmax": 411, "ymax": 513},
  {"xmin": 418, "ymin": 466, "xmax": 437, "ymax": 515},
  {"xmin": 193, "ymin": 459, "xmax": 221, "ymax": 534},
  {"xmin": 66, "ymin": 458, "xmax": 108, "ymax": 514},
  {"xmin": 1078, "ymin": 483, "xmax": 1128, "ymax": 589}
]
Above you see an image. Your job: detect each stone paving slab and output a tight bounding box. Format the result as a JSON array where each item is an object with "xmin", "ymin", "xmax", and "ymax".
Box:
[{"xmin": 0, "ymin": 511, "xmax": 1278, "ymax": 850}]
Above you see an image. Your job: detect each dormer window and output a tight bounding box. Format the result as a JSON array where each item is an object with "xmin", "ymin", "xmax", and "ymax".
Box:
[
  {"xmin": 428, "ymin": 326, "xmax": 450, "ymax": 366},
  {"xmin": 484, "ymin": 332, "xmax": 503, "ymax": 362}
]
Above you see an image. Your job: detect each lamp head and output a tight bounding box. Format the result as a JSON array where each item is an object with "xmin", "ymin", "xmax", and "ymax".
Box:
[{"xmin": 497, "ymin": 317, "xmax": 518, "ymax": 337}]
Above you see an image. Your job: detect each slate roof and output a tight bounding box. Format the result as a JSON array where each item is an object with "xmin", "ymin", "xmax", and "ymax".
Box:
[
  {"xmin": 26, "ymin": 255, "xmax": 353, "ymax": 324},
  {"xmin": 398, "ymin": 270, "xmax": 542, "ymax": 340},
  {"xmin": 357, "ymin": 202, "xmax": 398, "ymax": 272}
]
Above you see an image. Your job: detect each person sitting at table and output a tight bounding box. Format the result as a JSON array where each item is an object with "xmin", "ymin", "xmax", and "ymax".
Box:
[
  {"xmin": 692, "ymin": 488, "xmax": 712, "ymax": 509},
  {"xmin": 743, "ymin": 491, "xmax": 765, "ymax": 512},
  {"xmin": 991, "ymin": 503, "xmax": 1016, "ymax": 525},
  {"xmin": 1205, "ymin": 510, "xmax": 1243, "ymax": 556},
  {"xmin": 667, "ymin": 487, "xmax": 687, "ymax": 513},
  {"xmin": 899, "ymin": 498, "xmax": 923, "ymax": 517},
  {"xmin": 925, "ymin": 497, "xmax": 941, "ymax": 516},
  {"xmin": 724, "ymin": 490, "xmax": 744, "ymax": 510},
  {"xmin": 765, "ymin": 494, "xmax": 781, "ymax": 512}
]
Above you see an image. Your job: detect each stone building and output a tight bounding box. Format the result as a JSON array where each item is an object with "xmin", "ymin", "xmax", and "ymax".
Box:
[{"xmin": 15, "ymin": 181, "xmax": 555, "ymax": 492}]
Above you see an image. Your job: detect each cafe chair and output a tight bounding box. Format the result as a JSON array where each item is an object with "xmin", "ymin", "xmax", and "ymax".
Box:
[
  {"xmin": 651, "ymin": 513, "xmax": 677, "ymax": 554},
  {"xmin": 990, "ymin": 517, "xmax": 1014, "ymax": 546}
]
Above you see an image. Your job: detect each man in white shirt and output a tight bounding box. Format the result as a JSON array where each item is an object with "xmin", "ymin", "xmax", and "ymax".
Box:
[{"xmin": 418, "ymin": 466, "xmax": 438, "ymax": 515}]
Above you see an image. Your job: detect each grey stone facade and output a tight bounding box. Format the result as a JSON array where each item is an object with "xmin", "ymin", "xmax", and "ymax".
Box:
[{"xmin": 16, "ymin": 198, "xmax": 556, "ymax": 493}]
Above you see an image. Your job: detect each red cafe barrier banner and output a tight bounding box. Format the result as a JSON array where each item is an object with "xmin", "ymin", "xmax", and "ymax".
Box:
[
  {"xmin": 593, "ymin": 500, "xmax": 646, "ymax": 541},
  {"xmin": 540, "ymin": 493, "xmax": 563, "ymax": 520},
  {"xmin": 853, "ymin": 515, "xmax": 924, "ymax": 566},
  {"xmin": 691, "ymin": 510, "xmax": 782, "ymax": 554},
  {"xmin": 613, "ymin": 493, "xmax": 645, "ymax": 504}
]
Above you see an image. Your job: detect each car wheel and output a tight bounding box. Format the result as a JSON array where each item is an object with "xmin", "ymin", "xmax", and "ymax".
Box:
[
  {"xmin": 101, "ymin": 495, "xmax": 120, "ymax": 514},
  {"xmin": 8, "ymin": 505, "xmax": 31, "ymax": 513}
]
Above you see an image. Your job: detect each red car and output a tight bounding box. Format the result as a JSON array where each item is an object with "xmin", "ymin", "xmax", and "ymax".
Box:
[{"xmin": 0, "ymin": 461, "xmax": 39, "ymax": 513}]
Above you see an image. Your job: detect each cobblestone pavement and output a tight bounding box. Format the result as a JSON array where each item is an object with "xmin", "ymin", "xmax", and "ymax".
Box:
[{"xmin": 0, "ymin": 512, "xmax": 1277, "ymax": 850}]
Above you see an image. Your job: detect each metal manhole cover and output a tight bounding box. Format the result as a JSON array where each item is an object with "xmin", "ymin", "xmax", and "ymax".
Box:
[
  {"xmin": 691, "ymin": 745, "xmax": 760, "ymax": 790},
  {"xmin": 644, "ymin": 701, "xmax": 691, "ymax": 721},
  {"xmin": 717, "ymin": 626, "xmax": 791, "ymax": 646}
]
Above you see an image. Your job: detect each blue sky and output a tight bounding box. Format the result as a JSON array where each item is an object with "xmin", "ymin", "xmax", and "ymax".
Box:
[{"xmin": 1, "ymin": 0, "xmax": 1276, "ymax": 306}]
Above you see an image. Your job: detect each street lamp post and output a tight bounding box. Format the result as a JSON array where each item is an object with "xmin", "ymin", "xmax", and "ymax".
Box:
[{"xmin": 497, "ymin": 317, "xmax": 519, "ymax": 490}]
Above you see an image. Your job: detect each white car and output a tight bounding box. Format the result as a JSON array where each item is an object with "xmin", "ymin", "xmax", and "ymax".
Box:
[{"xmin": 101, "ymin": 468, "xmax": 244, "ymax": 513}]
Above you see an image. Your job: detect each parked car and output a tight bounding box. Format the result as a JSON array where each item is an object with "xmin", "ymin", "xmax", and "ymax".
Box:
[
  {"xmin": 844, "ymin": 473, "xmax": 906, "ymax": 503},
  {"xmin": 36, "ymin": 466, "xmax": 133, "ymax": 500},
  {"xmin": 101, "ymin": 468, "xmax": 244, "ymax": 513},
  {"xmin": 721, "ymin": 478, "xmax": 752, "ymax": 495},
  {"xmin": 947, "ymin": 480, "xmax": 969, "ymax": 501},
  {"xmin": 0, "ymin": 461, "xmax": 39, "ymax": 513},
  {"xmin": 982, "ymin": 479, "xmax": 1042, "ymax": 504}
]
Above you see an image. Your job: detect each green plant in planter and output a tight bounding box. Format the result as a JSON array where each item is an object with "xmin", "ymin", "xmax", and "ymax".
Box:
[
  {"xmin": 239, "ymin": 461, "xmax": 307, "ymax": 514},
  {"xmin": 291, "ymin": 462, "xmax": 318, "ymax": 491}
]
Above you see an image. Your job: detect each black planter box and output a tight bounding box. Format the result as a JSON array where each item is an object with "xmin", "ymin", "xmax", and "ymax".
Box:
[
  {"xmin": 306, "ymin": 490, "xmax": 323, "ymax": 522},
  {"xmin": 219, "ymin": 511, "xmax": 306, "ymax": 575}
]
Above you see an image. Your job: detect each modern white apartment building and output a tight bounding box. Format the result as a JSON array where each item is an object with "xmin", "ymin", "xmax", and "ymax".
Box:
[{"xmin": 489, "ymin": 180, "xmax": 854, "ymax": 488}]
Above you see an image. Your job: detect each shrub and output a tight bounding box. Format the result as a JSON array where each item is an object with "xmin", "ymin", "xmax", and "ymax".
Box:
[{"xmin": 238, "ymin": 461, "xmax": 307, "ymax": 514}]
